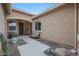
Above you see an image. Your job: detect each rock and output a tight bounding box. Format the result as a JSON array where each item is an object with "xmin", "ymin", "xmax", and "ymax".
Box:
[
  {"xmin": 54, "ymin": 47, "xmax": 68, "ymax": 56},
  {"xmin": 69, "ymin": 49, "xmax": 76, "ymax": 54},
  {"xmin": 68, "ymin": 49, "xmax": 77, "ymax": 56}
]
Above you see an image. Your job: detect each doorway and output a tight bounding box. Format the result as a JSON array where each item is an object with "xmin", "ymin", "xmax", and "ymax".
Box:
[{"xmin": 19, "ymin": 22, "xmax": 24, "ymax": 35}]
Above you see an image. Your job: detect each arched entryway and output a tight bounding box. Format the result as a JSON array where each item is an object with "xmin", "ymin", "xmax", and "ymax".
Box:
[{"xmin": 7, "ymin": 19, "xmax": 32, "ymax": 39}]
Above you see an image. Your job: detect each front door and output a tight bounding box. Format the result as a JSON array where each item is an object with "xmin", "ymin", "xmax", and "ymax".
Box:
[{"xmin": 19, "ymin": 22, "xmax": 24, "ymax": 35}]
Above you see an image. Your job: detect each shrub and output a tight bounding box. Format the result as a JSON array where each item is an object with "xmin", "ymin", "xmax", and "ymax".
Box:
[{"xmin": 0, "ymin": 33, "xmax": 9, "ymax": 56}]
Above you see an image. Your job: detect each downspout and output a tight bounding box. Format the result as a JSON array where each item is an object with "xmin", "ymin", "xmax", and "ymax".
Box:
[{"xmin": 74, "ymin": 3, "xmax": 78, "ymax": 55}]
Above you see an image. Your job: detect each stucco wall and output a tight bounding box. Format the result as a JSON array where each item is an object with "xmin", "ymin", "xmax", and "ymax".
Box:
[
  {"xmin": 33, "ymin": 4, "xmax": 75, "ymax": 47},
  {"xmin": 77, "ymin": 4, "xmax": 79, "ymax": 55},
  {"xmin": 0, "ymin": 4, "xmax": 6, "ymax": 37},
  {"xmin": 24, "ymin": 21, "xmax": 30, "ymax": 35},
  {"xmin": 78, "ymin": 4, "xmax": 79, "ymax": 34},
  {"xmin": 6, "ymin": 10, "xmax": 33, "ymax": 23}
]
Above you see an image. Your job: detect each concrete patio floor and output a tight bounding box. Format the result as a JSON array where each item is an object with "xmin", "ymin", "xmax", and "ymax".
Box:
[{"xmin": 17, "ymin": 36, "xmax": 50, "ymax": 56}]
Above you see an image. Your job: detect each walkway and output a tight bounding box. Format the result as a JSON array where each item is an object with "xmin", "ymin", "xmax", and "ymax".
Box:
[{"xmin": 17, "ymin": 36, "xmax": 50, "ymax": 56}]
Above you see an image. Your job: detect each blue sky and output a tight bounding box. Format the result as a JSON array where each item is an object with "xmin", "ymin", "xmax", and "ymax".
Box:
[{"xmin": 12, "ymin": 3, "xmax": 56, "ymax": 15}]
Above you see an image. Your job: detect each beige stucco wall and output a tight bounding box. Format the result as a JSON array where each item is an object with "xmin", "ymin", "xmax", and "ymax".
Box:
[
  {"xmin": 78, "ymin": 4, "xmax": 79, "ymax": 36},
  {"xmin": 24, "ymin": 21, "xmax": 30, "ymax": 35},
  {"xmin": 33, "ymin": 4, "xmax": 75, "ymax": 47},
  {"xmin": 77, "ymin": 4, "xmax": 79, "ymax": 55},
  {"xmin": 6, "ymin": 10, "xmax": 33, "ymax": 23},
  {"xmin": 0, "ymin": 4, "xmax": 6, "ymax": 38}
]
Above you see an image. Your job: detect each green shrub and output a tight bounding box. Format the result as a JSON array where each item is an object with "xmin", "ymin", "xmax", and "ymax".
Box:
[{"xmin": 0, "ymin": 34, "xmax": 9, "ymax": 56}]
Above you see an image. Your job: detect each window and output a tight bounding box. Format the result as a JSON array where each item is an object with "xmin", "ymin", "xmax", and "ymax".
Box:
[
  {"xmin": 35, "ymin": 21, "xmax": 41, "ymax": 31},
  {"xmin": 8, "ymin": 20, "xmax": 16, "ymax": 30}
]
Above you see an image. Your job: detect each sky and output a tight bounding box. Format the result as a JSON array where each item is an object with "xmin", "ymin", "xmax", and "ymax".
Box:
[{"xmin": 12, "ymin": 3, "xmax": 56, "ymax": 15}]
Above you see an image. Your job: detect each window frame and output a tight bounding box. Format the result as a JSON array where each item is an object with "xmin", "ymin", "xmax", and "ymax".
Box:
[
  {"xmin": 35, "ymin": 21, "xmax": 42, "ymax": 32},
  {"xmin": 8, "ymin": 20, "xmax": 16, "ymax": 31}
]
